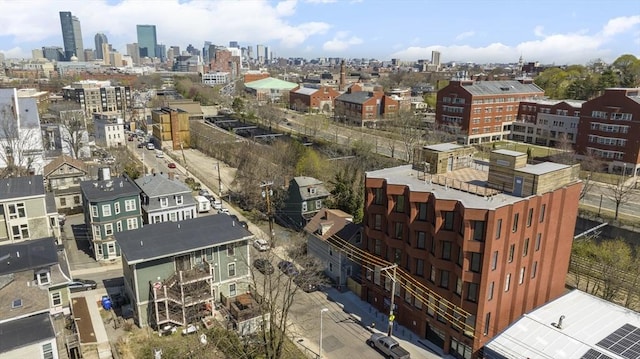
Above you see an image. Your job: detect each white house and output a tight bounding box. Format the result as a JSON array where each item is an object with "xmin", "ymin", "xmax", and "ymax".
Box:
[
  {"xmin": 134, "ymin": 173, "xmax": 198, "ymax": 224},
  {"xmin": 93, "ymin": 113, "xmax": 125, "ymax": 148},
  {"xmin": 0, "ymin": 88, "xmax": 46, "ymax": 175}
]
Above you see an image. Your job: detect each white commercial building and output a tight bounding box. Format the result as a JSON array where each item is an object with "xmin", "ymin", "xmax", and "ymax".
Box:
[{"xmin": 202, "ymin": 72, "xmax": 230, "ymax": 86}]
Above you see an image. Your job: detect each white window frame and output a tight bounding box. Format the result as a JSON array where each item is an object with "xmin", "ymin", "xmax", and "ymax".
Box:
[
  {"xmin": 93, "ymin": 225, "xmax": 101, "ymax": 239},
  {"xmin": 114, "ymin": 202, "xmax": 121, "ymax": 214},
  {"xmin": 42, "ymin": 342, "xmax": 54, "ymax": 359},
  {"xmin": 127, "ymin": 218, "xmax": 138, "ymax": 230},
  {"xmin": 125, "ymin": 199, "xmax": 136, "ymax": 212},
  {"xmin": 169, "ymin": 212, "xmax": 177, "ymax": 222},
  {"xmin": 7, "ymin": 202, "xmax": 26, "ymax": 219},
  {"xmin": 104, "ymin": 223, "xmax": 114, "ymax": 236},
  {"xmin": 229, "ymin": 283, "xmax": 237, "ymax": 297},
  {"xmin": 176, "ymin": 195, "xmax": 183, "ymax": 205},
  {"xmin": 51, "ymin": 292, "xmax": 62, "ymax": 306},
  {"xmin": 160, "ymin": 197, "xmax": 168, "ymax": 208},
  {"xmin": 102, "ymin": 204, "xmax": 112, "ymax": 217},
  {"xmin": 91, "ymin": 205, "xmax": 98, "ymax": 218},
  {"xmin": 116, "ymin": 221, "xmax": 123, "ymax": 232},
  {"xmin": 302, "ymin": 202, "xmax": 308, "ymax": 212},
  {"xmin": 228, "ymin": 263, "xmax": 236, "ymax": 277},
  {"xmin": 12, "ymin": 224, "xmax": 30, "ymax": 240},
  {"xmin": 107, "ymin": 242, "xmax": 116, "ymax": 254},
  {"xmin": 316, "ymin": 199, "xmax": 322, "ymax": 208}
]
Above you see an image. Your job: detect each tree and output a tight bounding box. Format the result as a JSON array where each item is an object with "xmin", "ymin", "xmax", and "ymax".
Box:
[
  {"xmin": 612, "ymin": 54, "xmax": 640, "ymax": 88},
  {"xmin": 551, "ymin": 133, "xmax": 576, "ymax": 165},
  {"xmin": 59, "ymin": 109, "xmax": 86, "ymax": 159},
  {"xmin": 327, "ymin": 165, "xmax": 364, "ymax": 223},
  {"xmin": 396, "ymin": 110, "xmax": 423, "ymax": 163},
  {"xmin": 231, "ymin": 97, "xmax": 245, "ymax": 114},
  {"xmin": 606, "ymin": 176, "xmax": 635, "ymax": 220},
  {"xmin": 0, "ymin": 103, "xmax": 39, "ymax": 177},
  {"xmin": 597, "ymin": 239, "xmax": 634, "ymax": 301}
]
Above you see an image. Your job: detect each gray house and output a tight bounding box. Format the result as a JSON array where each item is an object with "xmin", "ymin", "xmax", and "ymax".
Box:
[
  {"xmin": 280, "ymin": 176, "xmax": 330, "ymax": 229},
  {"xmin": 134, "ymin": 173, "xmax": 197, "ymax": 225},
  {"xmin": 304, "ymin": 208, "xmax": 362, "ymax": 287},
  {"xmin": 117, "ymin": 215, "xmax": 253, "ymax": 328}
]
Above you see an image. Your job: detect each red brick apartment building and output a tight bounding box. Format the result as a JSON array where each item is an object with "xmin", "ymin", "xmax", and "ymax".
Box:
[
  {"xmin": 289, "ymin": 85, "xmax": 340, "ymax": 113},
  {"xmin": 334, "ymin": 84, "xmax": 399, "ymax": 127},
  {"xmin": 362, "ymin": 144, "xmax": 581, "ymax": 358},
  {"xmin": 575, "ymin": 88, "xmax": 640, "ymax": 176},
  {"xmin": 436, "ymin": 79, "xmax": 545, "ymax": 145}
]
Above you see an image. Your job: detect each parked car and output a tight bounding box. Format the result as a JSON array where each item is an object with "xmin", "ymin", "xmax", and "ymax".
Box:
[
  {"xmin": 137, "ymin": 143, "xmax": 145, "ymax": 148},
  {"xmin": 198, "ymin": 189, "xmax": 211, "ymax": 197},
  {"xmin": 293, "ymin": 270, "xmax": 319, "ymax": 292},
  {"xmin": 253, "ymin": 258, "xmax": 274, "ymax": 275},
  {"xmin": 146, "ymin": 143, "xmax": 155, "ymax": 150},
  {"xmin": 253, "ymin": 239, "xmax": 270, "ymax": 252},
  {"xmin": 218, "ymin": 208, "xmax": 230, "ymax": 215},
  {"xmin": 68, "ymin": 279, "xmax": 98, "ymax": 292},
  {"xmin": 168, "ymin": 163, "xmax": 177, "ymax": 169},
  {"xmin": 278, "ymin": 260, "xmax": 299, "ymax": 277},
  {"xmin": 367, "ymin": 333, "xmax": 411, "ymax": 359}
]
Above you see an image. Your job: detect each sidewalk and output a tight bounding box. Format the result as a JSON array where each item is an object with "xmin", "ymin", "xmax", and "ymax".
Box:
[{"xmin": 324, "ymin": 287, "xmax": 452, "ymax": 359}]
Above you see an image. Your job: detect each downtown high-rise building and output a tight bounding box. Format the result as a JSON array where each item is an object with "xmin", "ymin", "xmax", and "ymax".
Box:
[
  {"xmin": 136, "ymin": 25, "xmax": 157, "ymax": 58},
  {"xmin": 59, "ymin": 11, "xmax": 85, "ymax": 61},
  {"xmin": 94, "ymin": 33, "xmax": 108, "ymax": 60},
  {"xmin": 256, "ymin": 44, "xmax": 265, "ymax": 64},
  {"xmin": 126, "ymin": 43, "xmax": 140, "ymax": 65}
]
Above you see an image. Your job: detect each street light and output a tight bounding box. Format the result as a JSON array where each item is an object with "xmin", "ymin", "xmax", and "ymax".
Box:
[{"xmin": 319, "ymin": 308, "xmax": 329, "ymax": 359}]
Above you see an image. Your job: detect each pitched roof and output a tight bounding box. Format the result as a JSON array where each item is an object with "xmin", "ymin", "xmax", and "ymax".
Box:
[
  {"xmin": 0, "ymin": 175, "xmax": 45, "ymax": 200},
  {"xmin": 460, "ymin": 80, "xmax": 544, "ymax": 96},
  {"xmin": 0, "ymin": 312, "xmax": 55, "ymax": 353},
  {"xmin": 134, "ymin": 174, "xmax": 191, "ymax": 198},
  {"xmin": 484, "ymin": 290, "xmax": 640, "ymax": 359},
  {"xmin": 80, "ymin": 176, "xmax": 140, "ymax": 202},
  {"xmin": 304, "ymin": 208, "xmax": 354, "ymax": 240},
  {"xmin": 293, "ymin": 87, "xmax": 318, "ymax": 96},
  {"xmin": 336, "ymin": 91, "xmax": 373, "ymax": 104},
  {"xmin": 0, "ymin": 237, "xmax": 58, "ymax": 275},
  {"xmin": 244, "ymin": 77, "xmax": 298, "ymax": 90},
  {"xmin": 43, "ymin": 155, "xmax": 88, "ymax": 176},
  {"xmin": 293, "ymin": 176, "xmax": 330, "ymax": 200},
  {"xmin": 117, "ymin": 215, "xmax": 253, "ymax": 264}
]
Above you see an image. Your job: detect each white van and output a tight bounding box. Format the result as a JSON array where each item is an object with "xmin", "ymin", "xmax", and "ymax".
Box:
[
  {"xmin": 195, "ymin": 196, "xmax": 211, "ymax": 213},
  {"xmin": 146, "ymin": 143, "xmax": 155, "ymax": 150},
  {"xmin": 155, "ymin": 150, "xmax": 164, "ymax": 158}
]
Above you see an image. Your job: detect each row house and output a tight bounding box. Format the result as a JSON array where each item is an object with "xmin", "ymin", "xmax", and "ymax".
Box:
[
  {"xmin": 289, "ymin": 85, "xmax": 340, "ymax": 113},
  {"xmin": 334, "ymin": 84, "xmax": 400, "ymax": 127},
  {"xmin": 43, "ymin": 155, "xmax": 89, "ymax": 213},
  {"xmin": 117, "ymin": 215, "xmax": 254, "ymax": 328},
  {"xmin": 80, "ymin": 172, "xmax": 142, "ymax": 262},
  {"xmin": 134, "ymin": 173, "xmax": 197, "ymax": 225},
  {"xmin": 0, "ymin": 238, "xmax": 71, "ymax": 358},
  {"xmin": 361, "ymin": 145, "xmax": 581, "ymax": 357},
  {"xmin": 435, "ymin": 79, "xmax": 545, "ymax": 145},
  {"xmin": 511, "ymin": 99, "xmax": 583, "ymax": 147},
  {"xmin": 62, "ymin": 80, "xmax": 131, "ymax": 117},
  {"xmin": 0, "ymin": 175, "xmax": 61, "ymax": 245},
  {"xmin": 575, "ymin": 88, "xmax": 640, "ymax": 176}
]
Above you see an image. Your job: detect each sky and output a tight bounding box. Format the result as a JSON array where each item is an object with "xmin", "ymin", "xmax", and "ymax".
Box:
[{"xmin": 0, "ymin": 0, "xmax": 638, "ymax": 65}]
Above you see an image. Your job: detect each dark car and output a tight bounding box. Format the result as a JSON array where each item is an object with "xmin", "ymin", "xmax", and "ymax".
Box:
[
  {"xmin": 167, "ymin": 163, "xmax": 177, "ymax": 169},
  {"xmin": 137, "ymin": 143, "xmax": 145, "ymax": 148},
  {"xmin": 293, "ymin": 271, "xmax": 319, "ymax": 292},
  {"xmin": 277, "ymin": 261, "xmax": 299, "ymax": 277},
  {"xmin": 69, "ymin": 279, "xmax": 98, "ymax": 292},
  {"xmin": 253, "ymin": 258, "xmax": 275, "ymax": 275}
]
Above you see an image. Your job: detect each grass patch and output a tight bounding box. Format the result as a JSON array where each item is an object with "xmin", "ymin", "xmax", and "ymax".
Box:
[{"xmin": 582, "ymin": 171, "xmax": 627, "ymax": 185}]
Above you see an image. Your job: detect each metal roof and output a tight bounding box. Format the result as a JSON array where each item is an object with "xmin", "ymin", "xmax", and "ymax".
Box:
[
  {"xmin": 336, "ymin": 91, "xmax": 373, "ymax": 104},
  {"xmin": 484, "ymin": 290, "xmax": 640, "ymax": 359},
  {"xmin": 461, "ymin": 80, "xmax": 544, "ymax": 96},
  {"xmin": 80, "ymin": 177, "xmax": 140, "ymax": 202},
  {"xmin": 0, "ymin": 312, "xmax": 55, "ymax": 353},
  {"xmin": 244, "ymin": 77, "xmax": 298, "ymax": 90},
  {"xmin": 135, "ymin": 174, "xmax": 196, "ymax": 212},
  {"xmin": 0, "ymin": 237, "xmax": 58, "ymax": 275},
  {"xmin": 294, "ymin": 87, "xmax": 318, "ymax": 96},
  {"xmin": 0, "ymin": 175, "xmax": 45, "ymax": 200},
  {"xmin": 117, "ymin": 215, "xmax": 253, "ymax": 264}
]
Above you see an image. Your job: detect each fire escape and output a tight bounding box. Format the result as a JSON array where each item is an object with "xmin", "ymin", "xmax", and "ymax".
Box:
[{"xmin": 151, "ymin": 261, "xmax": 215, "ymax": 328}]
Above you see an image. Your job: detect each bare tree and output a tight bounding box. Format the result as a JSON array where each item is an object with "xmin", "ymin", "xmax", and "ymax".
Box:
[
  {"xmin": 59, "ymin": 109, "xmax": 86, "ymax": 159},
  {"xmin": 579, "ymin": 153, "xmax": 604, "ymax": 200},
  {"xmin": 551, "ymin": 133, "xmax": 576, "ymax": 164},
  {"xmin": 396, "ymin": 110, "xmax": 423, "ymax": 162},
  {"xmin": 424, "ymin": 123, "xmax": 457, "ymax": 145},
  {"xmin": 0, "ymin": 103, "xmax": 39, "ymax": 177},
  {"xmin": 606, "ymin": 176, "xmax": 636, "ymax": 220}
]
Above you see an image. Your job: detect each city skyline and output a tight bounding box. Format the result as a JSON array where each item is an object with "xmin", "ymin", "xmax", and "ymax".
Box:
[{"xmin": 0, "ymin": 0, "xmax": 637, "ymax": 64}]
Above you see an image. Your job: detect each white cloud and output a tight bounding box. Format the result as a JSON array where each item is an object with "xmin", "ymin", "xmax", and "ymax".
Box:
[
  {"xmin": 322, "ymin": 31, "xmax": 362, "ymax": 51},
  {"xmin": 455, "ymin": 31, "xmax": 475, "ymax": 41},
  {"xmin": 601, "ymin": 15, "xmax": 640, "ymax": 37},
  {"xmin": 391, "ymin": 16, "xmax": 640, "ymax": 64},
  {"xmin": 0, "ymin": 0, "xmax": 331, "ymax": 57},
  {"xmin": 305, "ymin": 0, "xmax": 337, "ymax": 3}
]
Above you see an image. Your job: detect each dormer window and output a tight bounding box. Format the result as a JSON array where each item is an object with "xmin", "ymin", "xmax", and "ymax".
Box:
[
  {"xmin": 160, "ymin": 197, "xmax": 168, "ymax": 207},
  {"xmin": 175, "ymin": 195, "xmax": 183, "ymax": 205},
  {"xmin": 309, "ymin": 187, "xmax": 317, "ymax": 195},
  {"xmin": 36, "ymin": 270, "xmax": 50, "ymax": 285},
  {"xmin": 11, "ymin": 298, "xmax": 22, "ymax": 309}
]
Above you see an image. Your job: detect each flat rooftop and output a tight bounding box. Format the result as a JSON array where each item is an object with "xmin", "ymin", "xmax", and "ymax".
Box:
[{"xmin": 366, "ymin": 165, "xmax": 522, "ymax": 210}]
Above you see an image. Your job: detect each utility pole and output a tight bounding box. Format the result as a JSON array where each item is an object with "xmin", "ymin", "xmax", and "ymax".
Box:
[
  {"xmin": 261, "ymin": 181, "xmax": 275, "ymax": 242},
  {"xmin": 216, "ymin": 161, "xmax": 223, "ymax": 196},
  {"xmin": 379, "ymin": 264, "xmax": 398, "ymax": 337}
]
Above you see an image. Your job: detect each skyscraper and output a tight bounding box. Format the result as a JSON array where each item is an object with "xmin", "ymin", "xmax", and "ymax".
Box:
[
  {"xmin": 256, "ymin": 44, "xmax": 265, "ymax": 64},
  {"xmin": 126, "ymin": 43, "xmax": 140, "ymax": 65},
  {"xmin": 431, "ymin": 50, "xmax": 441, "ymax": 69},
  {"xmin": 136, "ymin": 25, "xmax": 157, "ymax": 58},
  {"xmin": 229, "ymin": 41, "xmax": 239, "ymax": 48},
  {"xmin": 60, "ymin": 11, "xmax": 85, "ymax": 61},
  {"xmin": 95, "ymin": 33, "xmax": 108, "ymax": 59}
]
